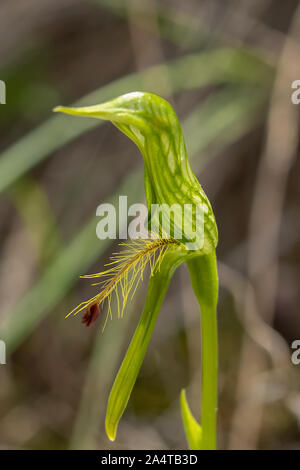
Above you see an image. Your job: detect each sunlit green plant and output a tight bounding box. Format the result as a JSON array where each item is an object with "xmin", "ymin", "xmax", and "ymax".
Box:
[{"xmin": 54, "ymin": 92, "xmax": 219, "ymax": 450}]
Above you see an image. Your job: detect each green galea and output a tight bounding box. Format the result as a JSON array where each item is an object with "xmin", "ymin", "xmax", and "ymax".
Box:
[
  {"xmin": 55, "ymin": 92, "xmax": 218, "ymax": 252},
  {"xmin": 54, "ymin": 92, "xmax": 219, "ymax": 450}
]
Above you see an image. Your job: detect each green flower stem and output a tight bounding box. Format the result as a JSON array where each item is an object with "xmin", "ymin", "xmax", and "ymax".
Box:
[
  {"xmin": 187, "ymin": 252, "xmax": 218, "ymax": 450},
  {"xmin": 106, "ymin": 247, "xmax": 189, "ymax": 441}
]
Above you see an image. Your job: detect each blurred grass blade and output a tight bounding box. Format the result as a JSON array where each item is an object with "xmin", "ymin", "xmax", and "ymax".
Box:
[
  {"xmin": 93, "ymin": 0, "xmax": 204, "ymax": 50},
  {"xmin": 9, "ymin": 176, "xmax": 62, "ymax": 266},
  {"xmin": 106, "ymin": 248, "xmax": 188, "ymax": 441},
  {"xmin": 180, "ymin": 389, "xmax": 202, "ymax": 450},
  {"xmin": 0, "ymin": 168, "xmax": 143, "ymax": 354}
]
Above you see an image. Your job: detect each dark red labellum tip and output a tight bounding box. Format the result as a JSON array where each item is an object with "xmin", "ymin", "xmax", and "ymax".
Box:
[{"xmin": 82, "ymin": 302, "xmax": 100, "ymax": 327}]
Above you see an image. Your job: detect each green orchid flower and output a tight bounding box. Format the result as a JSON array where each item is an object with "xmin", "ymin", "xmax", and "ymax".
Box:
[{"xmin": 54, "ymin": 91, "xmax": 219, "ymax": 450}]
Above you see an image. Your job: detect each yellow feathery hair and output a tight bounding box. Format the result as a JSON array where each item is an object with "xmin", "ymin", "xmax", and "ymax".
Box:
[{"xmin": 66, "ymin": 236, "xmax": 181, "ymax": 330}]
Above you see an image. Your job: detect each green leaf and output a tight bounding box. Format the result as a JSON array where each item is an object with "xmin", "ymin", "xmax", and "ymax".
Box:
[{"xmin": 180, "ymin": 389, "xmax": 202, "ymax": 450}]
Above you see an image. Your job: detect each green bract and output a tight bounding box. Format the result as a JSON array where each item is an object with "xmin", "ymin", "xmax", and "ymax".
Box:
[{"xmin": 54, "ymin": 92, "xmax": 219, "ymax": 450}]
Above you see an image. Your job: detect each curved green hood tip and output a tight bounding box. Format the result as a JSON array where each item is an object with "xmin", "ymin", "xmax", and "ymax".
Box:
[{"xmin": 54, "ymin": 91, "xmax": 218, "ymax": 252}]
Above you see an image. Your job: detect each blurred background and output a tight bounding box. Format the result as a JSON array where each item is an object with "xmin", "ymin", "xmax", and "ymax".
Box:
[{"xmin": 0, "ymin": 0, "xmax": 300, "ymax": 450}]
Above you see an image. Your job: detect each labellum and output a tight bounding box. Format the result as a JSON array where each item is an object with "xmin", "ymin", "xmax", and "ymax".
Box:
[{"xmin": 81, "ymin": 302, "xmax": 100, "ymax": 327}]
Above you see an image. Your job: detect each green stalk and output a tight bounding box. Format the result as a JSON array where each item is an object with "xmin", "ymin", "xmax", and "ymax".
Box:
[
  {"xmin": 106, "ymin": 247, "xmax": 188, "ymax": 441},
  {"xmin": 187, "ymin": 252, "xmax": 218, "ymax": 449}
]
